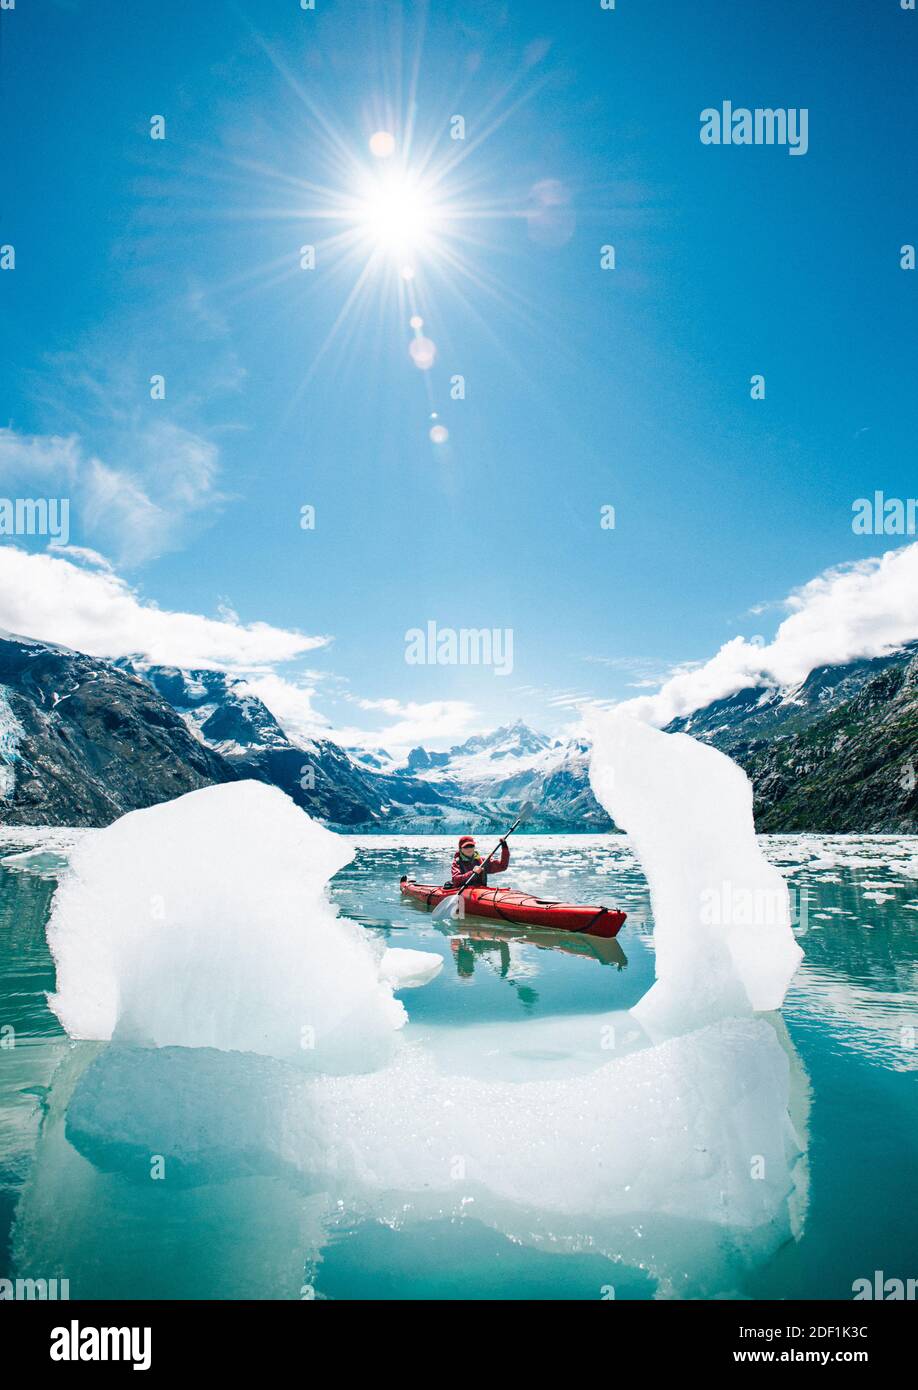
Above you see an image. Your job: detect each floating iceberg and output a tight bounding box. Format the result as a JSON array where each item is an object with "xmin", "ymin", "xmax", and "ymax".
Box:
[
  {"xmin": 39, "ymin": 1012, "xmax": 807, "ymax": 1298},
  {"xmin": 65, "ymin": 1044, "xmax": 323, "ymax": 1186},
  {"xmin": 22, "ymin": 740, "xmax": 809, "ymax": 1298}
]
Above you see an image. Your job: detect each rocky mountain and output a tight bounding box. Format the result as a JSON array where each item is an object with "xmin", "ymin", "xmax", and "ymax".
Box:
[
  {"xmin": 131, "ymin": 683, "xmax": 611, "ymax": 833},
  {"xmin": 726, "ymin": 655, "xmax": 918, "ymax": 831},
  {"xmin": 0, "ymin": 636, "xmax": 561, "ymax": 832},
  {"xmin": 0, "ymin": 638, "xmax": 470, "ymax": 831},
  {"xmin": 665, "ymin": 645, "xmax": 918, "ymax": 832},
  {"xmin": 396, "ymin": 657, "xmax": 918, "ymax": 832},
  {"xmin": 0, "ymin": 633, "xmax": 237, "ymax": 827}
]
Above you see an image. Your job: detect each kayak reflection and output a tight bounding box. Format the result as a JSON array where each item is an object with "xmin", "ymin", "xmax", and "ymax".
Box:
[{"xmin": 446, "ymin": 921, "xmax": 628, "ymax": 978}]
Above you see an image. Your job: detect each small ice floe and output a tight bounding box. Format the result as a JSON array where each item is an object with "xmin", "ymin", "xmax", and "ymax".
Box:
[{"xmin": 378, "ymin": 947, "xmax": 443, "ymax": 990}]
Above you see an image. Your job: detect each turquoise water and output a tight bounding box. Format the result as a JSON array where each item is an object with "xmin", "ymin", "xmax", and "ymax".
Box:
[{"xmin": 0, "ymin": 831, "xmax": 916, "ymax": 1300}]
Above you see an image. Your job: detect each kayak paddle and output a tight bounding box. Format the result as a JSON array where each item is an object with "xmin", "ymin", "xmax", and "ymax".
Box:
[{"xmin": 431, "ymin": 801, "xmax": 533, "ymax": 924}]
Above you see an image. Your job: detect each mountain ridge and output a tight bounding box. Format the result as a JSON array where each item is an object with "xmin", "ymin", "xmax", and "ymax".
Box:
[{"xmin": 1, "ymin": 632, "xmax": 915, "ymax": 832}]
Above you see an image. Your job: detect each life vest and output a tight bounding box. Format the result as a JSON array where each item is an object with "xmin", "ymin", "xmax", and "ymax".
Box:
[{"xmin": 451, "ymin": 852, "xmax": 487, "ymax": 886}]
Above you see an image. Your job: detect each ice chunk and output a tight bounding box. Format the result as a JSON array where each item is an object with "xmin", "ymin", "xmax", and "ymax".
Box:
[
  {"xmin": 378, "ymin": 947, "xmax": 443, "ymax": 989},
  {"xmin": 46, "ymin": 782, "xmax": 406, "ymax": 1070},
  {"xmin": 589, "ymin": 714, "xmax": 802, "ymax": 1036}
]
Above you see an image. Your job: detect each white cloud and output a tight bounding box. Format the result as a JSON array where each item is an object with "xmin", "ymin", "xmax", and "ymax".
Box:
[
  {"xmin": 48, "ymin": 544, "xmax": 115, "ymax": 572},
  {"xmin": 342, "ymin": 697, "xmax": 479, "ymax": 755},
  {"xmin": 229, "ymin": 682, "xmax": 478, "ymax": 759},
  {"xmin": 0, "ymin": 547, "xmax": 327, "ymax": 670},
  {"xmin": 281, "ymin": 696, "xmax": 473, "ymax": 760},
  {"xmin": 618, "ymin": 544, "xmax": 918, "ymax": 726},
  {"xmin": 0, "ymin": 546, "xmax": 476, "ymax": 757},
  {"xmin": 222, "ymin": 682, "xmax": 479, "ymax": 761},
  {"xmin": 0, "ymin": 424, "xmax": 225, "ymax": 565},
  {"xmin": 2, "ymin": 396, "xmax": 483, "ymax": 757},
  {"xmin": 546, "ymin": 690, "xmax": 597, "ymax": 709}
]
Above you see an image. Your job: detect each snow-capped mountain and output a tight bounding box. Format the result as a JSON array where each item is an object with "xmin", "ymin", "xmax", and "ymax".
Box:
[
  {"xmin": 394, "ymin": 721, "xmax": 612, "ymax": 832},
  {"xmin": 137, "ymin": 665, "xmax": 290, "ymax": 754},
  {"xmin": 132, "ymin": 677, "xmax": 611, "ymax": 832},
  {"xmin": 407, "ymin": 720, "xmax": 554, "ymax": 777},
  {"xmin": 346, "ymin": 746, "xmax": 398, "ymax": 774},
  {"xmin": 666, "ymin": 645, "xmax": 918, "ymax": 750},
  {"xmin": 126, "ymin": 665, "xmax": 612, "ymax": 832}
]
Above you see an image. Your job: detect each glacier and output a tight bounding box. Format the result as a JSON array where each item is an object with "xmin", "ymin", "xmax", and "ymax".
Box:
[{"xmin": 0, "ymin": 683, "xmax": 25, "ymax": 801}]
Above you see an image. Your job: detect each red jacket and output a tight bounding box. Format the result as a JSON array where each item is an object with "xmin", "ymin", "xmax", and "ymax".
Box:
[{"xmin": 450, "ymin": 840, "xmax": 510, "ymax": 888}]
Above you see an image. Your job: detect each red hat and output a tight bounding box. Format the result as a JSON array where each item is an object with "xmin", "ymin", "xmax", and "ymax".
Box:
[{"xmin": 458, "ymin": 835, "xmax": 476, "ymax": 849}]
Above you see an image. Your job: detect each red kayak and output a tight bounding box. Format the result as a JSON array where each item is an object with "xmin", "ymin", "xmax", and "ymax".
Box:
[{"xmin": 399, "ymin": 877, "xmax": 626, "ymax": 938}]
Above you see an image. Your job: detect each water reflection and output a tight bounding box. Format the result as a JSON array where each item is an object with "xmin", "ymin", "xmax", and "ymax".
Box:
[{"xmin": 448, "ymin": 922, "xmax": 627, "ymax": 980}]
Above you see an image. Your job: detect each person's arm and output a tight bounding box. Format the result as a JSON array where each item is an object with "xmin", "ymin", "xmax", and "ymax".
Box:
[{"xmin": 484, "ymin": 839, "xmax": 510, "ymax": 875}]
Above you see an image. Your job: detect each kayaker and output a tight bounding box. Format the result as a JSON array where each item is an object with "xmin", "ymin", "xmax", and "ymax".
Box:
[{"xmin": 450, "ymin": 834, "xmax": 510, "ymax": 889}]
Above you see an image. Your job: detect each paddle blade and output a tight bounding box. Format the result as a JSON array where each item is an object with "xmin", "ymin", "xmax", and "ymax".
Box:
[{"xmin": 432, "ymin": 891, "xmax": 463, "ymax": 923}]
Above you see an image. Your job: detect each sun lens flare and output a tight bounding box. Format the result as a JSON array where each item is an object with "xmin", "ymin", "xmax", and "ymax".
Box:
[{"xmin": 368, "ymin": 130, "xmax": 396, "ymax": 159}]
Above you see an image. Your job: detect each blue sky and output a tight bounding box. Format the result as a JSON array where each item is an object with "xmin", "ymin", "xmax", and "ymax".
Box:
[{"xmin": 2, "ymin": 0, "xmax": 917, "ymax": 754}]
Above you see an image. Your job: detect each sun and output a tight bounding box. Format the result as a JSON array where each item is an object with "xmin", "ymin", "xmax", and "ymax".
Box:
[
  {"xmin": 354, "ymin": 169, "xmax": 438, "ymax": 256},
  {"xmin": 172, "ymin": 26, "xmax": 575, "ymax": 435}
]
